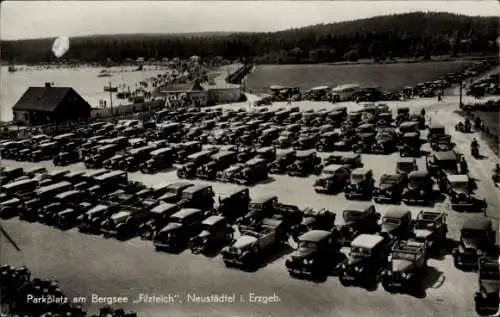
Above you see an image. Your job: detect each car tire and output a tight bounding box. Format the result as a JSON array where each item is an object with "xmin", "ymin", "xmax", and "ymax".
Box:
[{"xmin": 339, "ymin": 275, "xmax": 351, "ymax": 287}]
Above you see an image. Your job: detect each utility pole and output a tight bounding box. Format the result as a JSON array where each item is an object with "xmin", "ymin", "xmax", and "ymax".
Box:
[
  {"xmin": 106, "ymin": 81, "xmax": 114, "ymax": 115},
  {"xmin": 459, "ymin": 79, "xmax": 463, "ymax": 109}
]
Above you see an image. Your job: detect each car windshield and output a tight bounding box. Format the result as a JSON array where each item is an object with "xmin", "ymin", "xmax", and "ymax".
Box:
[
  {"xmin": 168, "ymin": 216, "xmax": 183, "ymax": 224},
  {"xmin": 392, "ymin": 251, "xmax": 417, "ymax": 261},
  {"xmin": 383, "ymin": 217, "xmax": 401, "ymax": 226},
  {"xmin": 350, "ymin": 174, "xmax": 364, "ymax": 183},
  {"xmin": 415, "ymin": 219, "xmax": 434, "ymax": 230},
  {"xmin": 397, "ymin": 163, "xmax": 414, "ymax": 171},
  {"xmin": 409, "ymin": 178, "xmax": 425, "ymax": 187},
  {"xmin": 249, "ymin": 203, "xmax": 262, "ymax": 210},
  {"xmin": 350, "ymin": 247, "xmax": 371, "ymax": 258},
  {"xmin": 181, "ymin": 192, "xmax": 193, "ymax": 200},
  {"xmin": 479, "ymin": 268, "xmax": 500, "ymax": 280},
  {"xmin": 451, "ymin": 181, "xmax": 469, "ymax": 191},
  {"xmin": 461, "ymin": 229, "xmax": 483, "ymax": 239},
  {"xmin": 343, "ymin": 210, "xmax": 364, "ymax": 221},
  {"xmin": 381, "ymin": 176, "xmax": 398, "ymax": 184},
  {"xmin": 298, "ymin": 240, "xmax": 317, "ymax": 250}
]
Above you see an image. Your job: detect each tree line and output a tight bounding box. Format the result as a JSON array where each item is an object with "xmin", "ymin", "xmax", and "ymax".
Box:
[{"xmin": 1, "ymin": 12, "xmax": 498, "ymax": 64}]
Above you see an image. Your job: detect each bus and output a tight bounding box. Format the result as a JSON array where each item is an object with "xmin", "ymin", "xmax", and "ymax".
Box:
[{"xmin": 331, "ymin": 84, "xmax": 361, "ymax": 102}]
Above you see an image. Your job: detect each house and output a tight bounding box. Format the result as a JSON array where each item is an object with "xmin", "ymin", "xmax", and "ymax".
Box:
[{"xmin": 12, "ymin": 84, "xmax": 91, "ymax": 126}]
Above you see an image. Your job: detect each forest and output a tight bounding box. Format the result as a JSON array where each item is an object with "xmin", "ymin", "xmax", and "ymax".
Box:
[{"xmin": 1, "ymin": 12, "xmax": 498, "ymax": 64}]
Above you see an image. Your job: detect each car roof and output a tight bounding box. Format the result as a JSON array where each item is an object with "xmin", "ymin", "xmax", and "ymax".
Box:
[
  {"xmin": 167, "ymin": 182, "xmax": 193, "ymax": 190},
  {"xmin": 384, "ymin": 208, "xmax": 411, "ymax": 219},
  {"xmin": 245, "ymin": 157, "xmax": 267, "ymax": 165},
  {"xmin": 322, "ymin": 164, "xmax": 346, "ymax": 173},
  {"xmin": 343, "ymin": 202, "xmax": 373, "ymax": 212},
  {"xmin": 171, "ymin": 208, "xmax": 202, "ymax": 219},
  {"xmin": 399, "ymin": 121, "xmax": 418, "ymax": 127},
  {"xmin": 276, "ymin": 149, "xmax": 296, "ymax": 157},
  {"xmin": 429, "ymin": 123, "xmax": 445, "ymax": 129},
  {"xmin": 398, "ymin": 158, "xmax": 416, "ymax": 164},
  {"xmin": 182, "ymin": 184, "xmax": 211, "ymax": 194},
  {"xmin": 150, "ymin": 203, "xmax": 177, "ymax": 214},
  {"xmin": 299, "ymin": 230, "xmax": 331, "ymax": 242},
  {"xmin": 447, "ymin": 174, "xmax": 469, "ymax": 183},
  {"xmin": 296, "ymin": 149, "xmax": 316, "ymax": 157},
  {"xmin": 462, "ymin": 218, "xmax": 491, "ymax": 230},
  {"xmin": 218, "ymin": 186, "xmax": 248, "ymax": 198},
  {"xmin": 251, "ymin": 194, "xmax": 277, "ymax": 204},
  {"xmin": 150, "ymin": 147, "xmax": 172, "ymax": 156},
  {"xmin": 351, "ymin": 167, "xmax": 371, "ymax": 175},
  {"xmin": 408, "ymin": 171, "xmax": 429, "ymax": 178},
  {"xmin": 202, "ymin": 215, "xmax": 225, "ymax": 226},
  {"xmin": 351, "ymin": 234, "xmax": 384, "ymax": 249},
  {"xmin": 434, "ymin": 151, "xmax": 458, "ymax": 161}
]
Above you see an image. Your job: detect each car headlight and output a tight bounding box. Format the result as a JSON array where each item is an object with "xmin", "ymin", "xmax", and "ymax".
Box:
[
  {"xmin": 477, "ymin": 249, "xmax": 483, "ymax": 256},
  {"xmin": 386, "ymin": 190, "xmax": 392, "ymax": 195},
  {"xmin": 355, "ymin": 266, "xmax": 363, "ymax": 273},
  {"xmin": 420, "ymin": 190, "xmax": 425, "ymax": 195},
  {"xmin": 401, "ymin": 272, "xmax": 407, "ymax": 278},
  {"xmin": 458, "ymin": 245, "xmax": 464, "ymax": 253},
  {"xmin": 387, "ymin": 270, "xmax": 392, "ymax": 276}
]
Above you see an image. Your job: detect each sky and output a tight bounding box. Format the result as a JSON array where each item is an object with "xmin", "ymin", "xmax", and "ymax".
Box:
[{"xmin": 1, "ymin": 1, "xmax": 499, "ymax": 40}]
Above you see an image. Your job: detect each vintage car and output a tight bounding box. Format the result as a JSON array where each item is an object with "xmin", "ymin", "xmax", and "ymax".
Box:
[
  {"xmin": 140, "ymin": 147, "xmax": 175, "ymax": 174},
  {"xmin": 338, "ymin": 234, "xmax": 388, "ymax": 286},
  {"xmin": 174, "ymin": 141, "xmax": 203, "ymax": 164},
  {"xmin": 380, "ymin": 208, "xmax": 413, "ymax": 242},
  {"xmin": 285, "ymin": 230, "xmax": 345, "ymax": 279},
  {"xmin": 189, "ymin": 215, "xmax": 235, "ymax": 255},
  {"xmin": 53, "ymin": 151, "xmax": 79, "ymax": 166},
  {"xmin": 177, "ymin": 184, "xmax": 215, "ymax": 212},
  {"xmin": 333, "ymin": 203, "xmax": 380, "ymax": 246},
  {"xmin": 412, "ymin": 211, "xmax": 448, "ymax": 255},
  {"xmin": 53, "ymin": 202, "xmax": 93, "ymax": 229},
  {"xmin": 381, "ymin": 240, "xmax": 428, "ymax": 292},
  {"xmin": 222, "ymin": 217, "xmax": 286, "ymax": 270},
  {"xmin": 216, "ymin": 187, "xmax": 250, "ymax": 222},
  {"xmin": 352, "ymin": 132, "xmax": 376, "ymax": 153},
  {"xmin": 288, "ymin": 208, "xmax": 336, "ymax": 243},
  {"xmin": 30, "ymin": 142, "xmax": 58, "ymax": 162},
  {"xmin": 399, "ymin": 132, "xmax": 421, "ymax": 157},
  {"xmin": 376, "ymin": 112, "xmax": 393, "ymax": 126},
  {"xmin": 316, "ymin": 131, "xmax": 340, "ymax": 152},
  {"xmin": 257, "ymin": 128, "xmax": 280, "ymax": 147},
  {"xmin": 153, "ymin": 208, "xmax": 206, "ymax": 251},
  {"xmin": 426, "ymin": 150, "xmax": 462, "ymax": 177},
  {"xmin": 446, "ymin": 174, "xmax": 486, "ymax": 211},
  {"xmin": 0, "ymin": 167, "xmax": 24, "ymax": 185},
  {"xmin": 373, "ymin": 173, "xmax": 408, "ymax": 203},
  {"xmin": 102, "ymin": 154, "xmax": 125, "ymax": 170},
  {"xmin": 273, "ymin": 131, "xmax": 296, "ymax": 149},
  {"xmin": 430, "ymin": 134, "xmax": 454, "ymax": 151},
  {"xmin": 474, "ymin": 256, "xmax": 500, "ymax": 315},
  {"xmin": 313, "ymin": 164, "xmax": 351, "ymax": 194},
  {"xmin": 77, "ymin": 204, "xmax": 118, "ymax": 233},
  {"xmin": 177, "ymin": 150, "xmax": 213, "ymax": 179},
  {"xmin": 235, "ymin": 146, "xmax": 257, "ymax": 163},
  {"xmin": 255, "ymin": 146, "xmax": 276, "ymax": 163},
  {"xmin": 396, "ymin": 158, "xmax": 418, "ymax": 175},
  {"xmin": 215, "ymin": 164, "xmax": 245, "ymax": 183},
  {"xmin": 0, "ymin": 197, "xmax": 23, "ymax": 219},
  {"xmin": 398, "ymin": 121, "xmax": 420, "ymax": 137},
  {"xmin": 196, "ymin": 151, "xmax": 236, "ymax": 180},
  {"xmin": 402, "ymin": 171, "xmax": 434, "ymax": 205},
  {"xmin": 158, "ymin": 182, "xmax": 194, "ymax": 204},
  {"xmin": 395, "ymin": 107, "xmax": 410, "ymax": 125},
  {"xmin": 452, "ymin": 218, "xmax": 496, "ymax": 270},
  {"xmin": 293, "ymin": 134, "xmax": 317, "ymax": 151},
  {"xmin": 233, "ymin": 158, "xmax": 269, "ymax": 186},
  {"xmin": 287, "ymin": 150, "xmax": 321, "ymax": 177},
  {"xmin": 333, "ymin": 133, "xmax": 355, "ymax": 151},
  {"xmin": 40, "ymin": 189, "xmax": 87, "ymax": 224},
  {"xmin": 322, "ymin": 153, "xmax": 363, "ymax": 170},
  {"xmin": 427, "ymin": 124, "xmax": 446, "ymax": 143},
  {"xmin": 121, "ymin": 145, "xmax": 156, "ymax": 172},
  {"xmin": 372, "ymin": 130, "xmax": 397, "ymax": 154},
  {"xmin": 237, "ymin": 195, "xmax": 278, "ymax": 226},
  {"xmin": 100, "ymin": 202, "xmax": 152, "ymax": 239},
  {"xmin": 139, "ymin": 203, "xmax": 180, "ymax": 240},
  {"xmin": 344, "ymin": 168, "xmax": 375, "ymax": 200},
  {"xmin": 24, "ymin": 167, "xmax": 47, "ymax": 179},
  {"xmin": 84, "ymin": 144, "xmax": 120, "ymax": 169},
  {"xmin": 269, "ymin": 149, "xmax": 296, "ymax": 174}
]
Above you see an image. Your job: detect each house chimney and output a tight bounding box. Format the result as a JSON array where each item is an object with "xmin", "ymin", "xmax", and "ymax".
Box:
[{"xmin": 45, "ymin": 82, "xmax": 51, "ymax": 87}]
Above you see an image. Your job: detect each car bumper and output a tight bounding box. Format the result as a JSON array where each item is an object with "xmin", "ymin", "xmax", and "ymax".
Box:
[
  {"xmin": 373, "ymin": 195, "xmax": 395, "ymax": 202},
  {"xmin": 451, "ymin": 201, "xmax": 474, "ymax": 209},
  {"xmin": 453, "ymin": 253, "xmax": 479, "ymax": 267},
  {"xmin": 223, "ymin": 254, "xmax": 246, "ymax": 266}
]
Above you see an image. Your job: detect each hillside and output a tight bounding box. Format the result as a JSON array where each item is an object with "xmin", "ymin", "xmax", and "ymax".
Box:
[{"xmin": 1, "ymin": 12, "xmax": 498, "ymax": 64}]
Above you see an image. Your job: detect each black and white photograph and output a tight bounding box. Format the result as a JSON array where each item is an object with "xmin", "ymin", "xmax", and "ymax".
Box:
[{"xmin": 0, "ymin": 1, "xmax": 499, "ymax": 316}]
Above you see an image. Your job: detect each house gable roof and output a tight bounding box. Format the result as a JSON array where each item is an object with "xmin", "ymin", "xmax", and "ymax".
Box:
[{"xmin": 12, "ymin": 87, "xmax": 84, "ymax": 112}]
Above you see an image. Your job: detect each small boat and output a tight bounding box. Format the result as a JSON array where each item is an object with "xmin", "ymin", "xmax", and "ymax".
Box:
[
  {"xmin": 8, "ymin": 64, "xmax": 16, "ymax": 72},
  {"xmin": 98, "ymin": 69, "xmax": 112, "ymax": 77}
]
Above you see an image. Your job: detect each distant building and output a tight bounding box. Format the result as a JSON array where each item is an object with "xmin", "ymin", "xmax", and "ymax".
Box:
[
  {"xmin": 12, "ymin": 84, "xmax": 91, "ymax": 126},
  {"xmin": 158, "ymin": 81, "xmax": 242, "ymax": 107}
]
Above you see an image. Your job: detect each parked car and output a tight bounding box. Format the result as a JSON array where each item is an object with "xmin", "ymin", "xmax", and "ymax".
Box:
[
  {"xmin": 412, "ymin": 211, "xmax": 448, "ymax": 256},
  {"xmin": 446, "ymin": 174, "xmax": 486, "ymax": 211},
  {"xmin": 233, "ymin": 158, "xmax": 269, "ymax": 186},
  {"xmin": 396, "ymin": 158, "xmax": 418, "ymax": 175},
  {"xmin": 287, "ymin": 150, "xmax": 321, "ymax": 177},
  {"xmin": 215, "ymin": 164, "xmax": 245, "ymax": 183},
  {"xmin": 322, "ymin": 153, "xmax": 363, "ymax": 169},
  {"xmin": 196, "ymin": 151, "xmax": 236, "ymax": 180},
  {"xmin": 139, "ymin": 203, "xmax": 180, "ymax": 240},
  {"xmin": 352, "ymin": 132, "xmax": 376, "ymax": 153},
  {"xmin": 344, "ymin": 168, "xmax": 375, "ymax": 200},
  {"xmin": 285, "ymin": 230, "xmax": 345, "ymax": 280},
  {"xmin": 288, "ymin": 208, "xmax": 336, "ymax": 244},
  {"xmin": 177, "ymin": 151, "xmax": 213, "ymax": 179},
  {"xmin": 153, "ymin": 208, "xmax": 207, "ymax": 252},
  {"xmin": 177, "ymin": 184, "xmax": 215, "ymax": 211},
  {"xmin": 381, "ymin": 240, "xmax": 428, "ymax": 292},
  {"xmin": 402, "ymin": 171, "xmax": 434, "ymax": 205},
  {"xmin": 380, "ymin": 208, "xmax": 413, "ymax": 242},
  {"xmin": 216, "ymin": 187, "xmax": 250, "ymax": 222},
  {"xmin": 452, "ymin": 218, "xmax": 496, "ymax": 270},
  {"xmin": 222, "ymin": 217, "xmax": 286, "ymax": 270},
  {"xmin": 474, "ymin": 256, "xmax": 500, "ymax": 315},
  {"xmin": 316, "ymin": 132, "xmax": 340, "ymax": 152},
  {"xmin": 189, "ymin": 215, "xmax": 235, "ymax": 255},
  {"xmin": 338, "ymin": 234, "xmax": 388, "ymax": 286},
  {"xmin": 53, "ymin": 151, "xmax": 79, "ymax": 166},
  {"xmin": 399, "ymin": 132, "xmax": 421, "ymax": 157},
  {"xmin": 141, "ymin": 147, "xmax": 175, "ymax": 174},
  {"xmin": 269, "ymin": 149, "xmax": 296, "ymax": 174},
  {"xmin": 333, "ymin": 203, "xmax": 380, "ymax": 246},
  {"xmin": 373, "ymin": 173, "xmax": 408, "ymax": 203},
  {"xmin": 313, "ymin": 164, "xmax": 351, "ymax": 194}
]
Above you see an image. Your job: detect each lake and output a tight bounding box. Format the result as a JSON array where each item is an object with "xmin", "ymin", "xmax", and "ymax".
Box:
[
  {"xmin": 245, "ymin": 61, "xmax": 475, "ymax": 94},
  {"xmin": 0, "ymin": 66, "xmax": 164, "ymax": 122}
]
